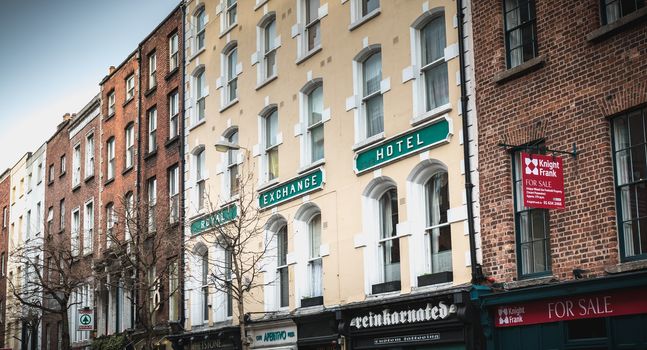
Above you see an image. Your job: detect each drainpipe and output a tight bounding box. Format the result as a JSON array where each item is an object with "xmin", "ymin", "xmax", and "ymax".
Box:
[
  {"xmin": 179, "ymin": 1, "xmax": 187, "ymax": 329},
  {"xmin": 456, "ymin": 0, "xmax": 484, "ymax": 284},
  {"xmin": 134, "ymin": 45, "xmax": 143, "ymax": 330}
]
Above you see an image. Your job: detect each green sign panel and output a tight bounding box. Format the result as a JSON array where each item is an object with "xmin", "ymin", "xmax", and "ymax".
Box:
[
  {"xmin": 259, "ymin": 168, "xmax": 324, "ymax": 209},
  {"xmin": 354, "ymin": 118, "xmax": 451, "ymax": 173},
  {"xmin": 190, "ymin": 205, "xmax": 237, "ymax": 235},
  {"xmin": 78, "ymin": 308, "xmax": 94, "ymax": 331}
]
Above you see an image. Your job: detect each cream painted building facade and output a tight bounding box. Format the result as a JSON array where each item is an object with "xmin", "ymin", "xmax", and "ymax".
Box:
[{"xmin": 179, "ymin": 0, "xmax": 480, "ymax": 349}]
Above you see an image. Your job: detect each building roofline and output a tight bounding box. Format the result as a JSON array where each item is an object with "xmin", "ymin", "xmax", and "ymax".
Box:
[
  {"xmin": 99, "ymin": 49, "xmax": 138, "ymax": 85},
  {"xmin": 139, "ymin": 3, "xmax": 183, "ymax": 48},
  {"xmin": 69, "ymin": 94, "xmax": 101, "ymax": 129}
]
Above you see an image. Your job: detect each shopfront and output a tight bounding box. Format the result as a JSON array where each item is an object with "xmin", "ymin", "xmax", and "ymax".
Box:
[
  {"xmin": 168, "ymin": 326, "xmax": 240, "ymax": 350},
  {"xmin": 480, "ymin": 271, "xmax": 647, "ymax": 350},
  {"xmin": 341, "ymin": 289, "xmax": 480, "ymax": 350},
  {"xmin": 293, "ymin": 312, "xmax": 340, "ymax": 350}
]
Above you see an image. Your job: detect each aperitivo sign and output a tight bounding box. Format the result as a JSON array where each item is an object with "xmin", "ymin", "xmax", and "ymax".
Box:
[
  {"xmin": 521, "ymin": 152, "xmax": 565, "ymax": 209},
  {"xmin": 494, "ymin": 287, "xmax": 647, "ymax": 327}
]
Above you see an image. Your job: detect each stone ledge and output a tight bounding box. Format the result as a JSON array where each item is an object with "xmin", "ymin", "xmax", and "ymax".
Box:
[
  {"xmin": 493, "ymin": 55, "xmax": 546, "ymax": 84},
  {"xmin": 605, "ymin": 259, "xmax": 647, "ymax": 274},
  {"xmin": 504, "ymin": 275, "xmax": 557, "ymax": 290},
  {"xmin": 587, "ymin": 7, "xmax": 647, "ymax": 42}
]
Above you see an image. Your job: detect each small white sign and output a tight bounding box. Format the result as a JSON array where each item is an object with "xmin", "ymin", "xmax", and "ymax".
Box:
[{"xmin": 78, "ymin": 308, "xmax": 94, "ymax": 331}]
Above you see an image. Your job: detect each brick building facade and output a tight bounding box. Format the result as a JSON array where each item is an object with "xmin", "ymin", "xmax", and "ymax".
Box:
[
  {"xmin": 472, "ymin": 0, "xmax": 647, "ymax": 349},
  {"xmin": 0, "ymin": 169, "xmax": 10, "ymax": 348}
]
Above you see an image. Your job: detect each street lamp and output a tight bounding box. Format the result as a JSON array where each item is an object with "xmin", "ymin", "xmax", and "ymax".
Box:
[{"xmin": 214, "ymin": 140, "xmax": 243, "ymax": 152}]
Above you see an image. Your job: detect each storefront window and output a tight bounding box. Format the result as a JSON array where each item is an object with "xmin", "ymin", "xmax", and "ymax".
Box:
[
  {"xmin": 612, "ymin": 107, "xmax": 647, "ymax": 261},
  {"xmin": 567, "ymin": 318, "xmax": 607, "ymax": 340},
  {"xmin": 513, "ymin": 149, "xmax": 551, "ymax": 277}
]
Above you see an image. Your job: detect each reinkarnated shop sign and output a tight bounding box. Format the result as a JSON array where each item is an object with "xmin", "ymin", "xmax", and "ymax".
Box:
[{"xmin": 349, "ymin": 301, "xmax": 457, "ymax": 330}]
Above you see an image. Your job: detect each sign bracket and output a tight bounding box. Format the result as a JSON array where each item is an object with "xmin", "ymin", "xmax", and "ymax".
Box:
[{"xmin": 498, "ymin": 142, "xmax": 578, "ymax": 159}]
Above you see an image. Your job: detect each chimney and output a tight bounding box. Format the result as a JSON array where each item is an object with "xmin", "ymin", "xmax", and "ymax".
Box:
[
  {"xmin": 62, "ymin": 113, "xmax": 72, "ymax": 121},
  {"xmin": 109, "ymin": 66, "xmax": 116, "ymax": 75}
]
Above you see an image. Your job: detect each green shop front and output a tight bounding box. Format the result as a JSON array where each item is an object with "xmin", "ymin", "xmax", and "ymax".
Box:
[
  {"xmin": 478, "ymin": 271, "xmax": 647, "ymax": 350},
  {"xmin": 340, "ymin": 288, "xmax": 482, "ymax": 350}
]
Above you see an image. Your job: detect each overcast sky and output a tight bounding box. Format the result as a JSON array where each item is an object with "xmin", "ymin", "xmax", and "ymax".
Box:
[{"xmin": 0, "ymin": 0, "xmax": 179, "ymax": 171}]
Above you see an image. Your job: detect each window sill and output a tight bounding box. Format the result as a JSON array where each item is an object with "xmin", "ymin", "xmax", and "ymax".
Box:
[
  {"xmin": 605, "ymin": 259, "xmax": 647, "ymax": 274},
  {"xmin": 349, "ymin": 9, "xmax": 381, "ymax": 31},
  {"xmin": 493, "ymin": 55, "xmax": 546, "ymax": 84},
  {"xmin": 253, "ymin": 0, "xmax": 269, "ymax": 11},
  {"xmin": 47, "ymin": 181, "xmax": 53, "ymax": 186},
  {"xmin": 105, "ymin": 111, "xmax": 115, "ymax": 121},
  {"xmin": 255, "ymin": 75, "xmax": 278, "ymax": 91},
  {"xmin": 59, "ymin": 171, "xmax": 66, "ymax": 178},
  {"xmin": 219, "ymin": 99, "xmax": 239, "ymax": 113},
  {"xmin": 123, "ymin": 97, "xmax": 134, "ymax": 107},
  {"xmin": 352, "ymin": 132, "xmax": 385, "ymax": 151},
  {"xmin": 122, "ymin": 166, "xmax": 134, "ymax": 176},
  {"xmin": 220, "ymin": 195, "xmax": 239, "ymax": 208},
  {"xmin": 504, "ymin": 275, "xmax": 557, "ymax": 290},
  {"xmin": 104, "ymin": 177, "xmax": 114, "ymax": 186},
  {"xmin": 72, "ymin": 183, "xmax": 81, "ymax": 192},
  {"xmin": 219, "ymin": 23, "xmax": 238, "ymax": 39},
  {"xmin": 165, "ymin": 136, "xmax": 180, "ymax": 148},
  {"xmin": 144, "ymin": 149, "xmax": 158, "ymax": 161},
  {"xmin": 298, "ymin": 159, "xmax": 325, "ymax": 175},
  {"xmin": 257, "ymin": 178, "xmax": 280, "ymax": 192},
  {"xmin": 417, "ymin": 271, "xmax": 453, "ymax": 286},
  {"xmin": 296, "ymin": 46, "xmax": 323, "ymax": 66},
  {"xmin": 411, "ymin": 103, "xmax": 452, "ymax": 127},
  {"xmin": 84, "ymin": 174, "xmax": 94, "ymax": 183},
  {"xmin": 300, "ymin": 295, "xmax": 324, "ymax": 307},
  {"xmin": 165, "ymin": 67, "xmax": 179, "ymax": 81},
  {"xmin": 371, "ymin": 280, "xmax": 401, "ymax": 295},
  {"xmin": 189, "ymin": 47, "xmax": 206, "ymax": 62},
  {"xmin": 189, "ymin": 119, "xmax": 206, "ymax": 132},
  {"xmin": 144, "ymin": 85, "xmax": 157, "ymax": 97},
  {"xmin": 587, "ymin": 7, "xmax": 647, "ymax": 42}
]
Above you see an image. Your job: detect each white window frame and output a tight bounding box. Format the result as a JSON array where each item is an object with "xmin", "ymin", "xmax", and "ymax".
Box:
[
  {"xmin": 148, "ymin": 177, "xmax": 157, "ymax": 233},
  {"xmin": 108, "ymin": 91, "xmax": 116, "ymax": 116},
  {"xmin": 106, "ymin": 203, "xmax": 115, "ymax": 248},
  {"xmin": 126, "ymin": 75, "xmax": 135, "ymax": 101},
  {"xmin": 85, "ymin": 133, "xmax": 94, "ymax": 178},
  {"xmin": 223, "ymin": 45, "xmax": 238, "ymax": 104},
  {"xmin": 71, "ymin": 207, "xmax": 80, "ymax": 257},
  {"xmin": 83, "ymin": 199, "xmax": 94, "ymax": 255},
  {"xmin": 350, "ymin": 0, "xmax": 381, "ymax": 26},
  {"xmin": 201, "ymin": 249, "xmax": 210, "ymax": 323},
  {"xmin": 168, "ymin": 260, "xmax": 180, "ymax": 320},
  {"xmin": 299, "ymin": 81, "xmax": 325, "ymax": 166},
  {"xmin": 72, "ymin": 143, "xmax": 81, "ymax": 187},
  {"xmin": 299, "ymin": 0, "xmax": 322, "ymax": 57},
  {"xmin": 124, "ymin": 192, "xmax": 134, "ymax": 241},
  {"xmin": 225, "ymin": 130, "xmax": 239, "ymax": 198},
  {"xmin": 225, "ymin": 0, "xmax": 237, "ymax": 29},
  {"xmin": 256, "ymin": 14, "xmax": 278, "ymax": 84},
  {"xmin": 260, "ymin": 108, "xmax": 280, "ymax": 183},
  {"xmin": 106, "ymin": 138, "xmax": 115, "ymax": 180},
  {"xmin": 148, "ymin": 52, "xmax": 157, "ymax": 90},
  {"xmin": 195, "ymin": 150, "xmax": 206, "ymax": 211},
  {"xmin": 351, "ymin": 46, "xmax": 384, "ymax": 144},
  {"xmin": 125, "ymin": 124, "xmax": 135, "ymax": 169},
  {"xmin": 148, "ymin": 108, "xmax": 157, "ymax": 153},
  {"xmin": 194, "ymin": 70, "xmax": 206, "ymax": 124},
  {"xmin": 307, "ymin": 213, "xmax": 322, "ymax": 298},
  {"xmin": 276, "ymin": 224, "xmax": 289, "ymax": 308},
  {"xmin": 36, "ymin": 201, "xmax": 41, "ymax": 234},
  {"xmin": 60, "ymin": 155, "xmax": 66, "ymax": 174},
  {"xmin": 169, "ymin": 33, "xmax": 179, "ymax": 71},
  {"xmin": 195, "ymin": 7, "xmax": 206, "ymax": 53},
  {"xmin": 169, "ymin": 91, "xmax": 180, "ymax": 139},
  {"xmin": 169, "ymin": 165, "xmax": 179, "ymax": 224}
]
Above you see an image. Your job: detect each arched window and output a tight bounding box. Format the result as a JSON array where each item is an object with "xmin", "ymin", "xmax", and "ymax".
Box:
[
  {"xmin": 307, "ymin": 84, "xmax": 324, "ymax": 162},
  {"xmin": 353, "ymin": 45, "xmax": 383, "ymax": 142},
  {"xmin": 307, "ymin": 213, "xmax": 322, "ymax": 297},
  {"xmin": 425, "ymin": 171, "xmax": 451, "ymax": 273},
  {"xmin": 378, "ymin": 188, "xmax": 400, "ymax": 284},
  {"xmin": 261, "ymin": 107, "xmax": 280, "ymax": 181},
  {"xmin": 276, "ymin": 224, "xmax": 289, "ymax": 308},
  {"xmin": 194, "ymin": 148, "xmax": 206, "ymax": 210},
  {"xmin": 261, "ymin": 14, "xmax": 277, "ymax": 80},
  {"xmin": 195, "ymin": 7, "xmax": 206, "ymax": 51}
]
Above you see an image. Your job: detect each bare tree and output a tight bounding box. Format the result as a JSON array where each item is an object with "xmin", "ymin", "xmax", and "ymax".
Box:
[
  {"xmin": 7, "ymin": 231, "xmax": 92, "ymax": 350},
  {"xmin": 95, "ymin": 194, "xmax": 181, "ymax": 350},
  {"xmin": 194, "ymin": 160, "xmax": 273, "ymax": 350}
]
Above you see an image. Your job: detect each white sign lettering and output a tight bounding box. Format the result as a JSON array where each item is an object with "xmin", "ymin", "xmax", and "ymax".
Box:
[{"xmin": 349, "ymin": 302, "xmax": 456, "ymax": 330}]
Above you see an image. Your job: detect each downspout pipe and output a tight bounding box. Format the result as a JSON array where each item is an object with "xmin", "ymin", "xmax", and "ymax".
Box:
[
  {"xmin": 134, "ymin": 45, "xmax": 143, "ymax": 329},
  {"xmin": 179, "ymin": 1, "xmax": 187, "ymax": 329},
  {"xmin": 456, "ymin": 0, "xmax": 484, "ymax": 284}
]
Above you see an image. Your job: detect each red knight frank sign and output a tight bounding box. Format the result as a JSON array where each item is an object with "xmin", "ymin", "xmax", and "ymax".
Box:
[{"xmin": 521, "ymin": 152, "xmax": 565, "ymax": 209}]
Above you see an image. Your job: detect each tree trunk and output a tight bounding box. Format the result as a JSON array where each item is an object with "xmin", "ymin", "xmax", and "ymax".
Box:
[
  {"xmin": 238, "ymin": 292, "xmax": 247, "ymax": 350},
  {"xmin": 61, "ymin": 309, "xmax": 71, "ymax": 350}
]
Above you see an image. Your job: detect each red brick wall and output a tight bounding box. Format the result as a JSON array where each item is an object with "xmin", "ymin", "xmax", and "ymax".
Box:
[
  {"xmin": 472, "ymin": 0, "xmax": 647, "ymax": 283},
  {"xmin": 139, "ymin": 6, "xmax": 184, "ymax": 325}
]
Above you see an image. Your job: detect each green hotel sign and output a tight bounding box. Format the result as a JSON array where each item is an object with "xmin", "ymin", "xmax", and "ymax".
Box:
[
  {"xmin": 354, "ymin": 118, "xmax": 451, "ymax": 174},
  {"xmin": 259, "ymin": 168, "xmax": 324, "ymax": 209},
  {"xmin": 190, "ymin": 205, "xmax": 237, "ymax": 235}
]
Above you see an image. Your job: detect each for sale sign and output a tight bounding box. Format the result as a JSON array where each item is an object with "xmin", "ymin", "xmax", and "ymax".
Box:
[
  {"xmin": 521, "ymin": 152, "xmax": 565, "ymax": 209},
  {"xmin": 78, "ymin": 308, "xmax": 94, "ymax": 331}
]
